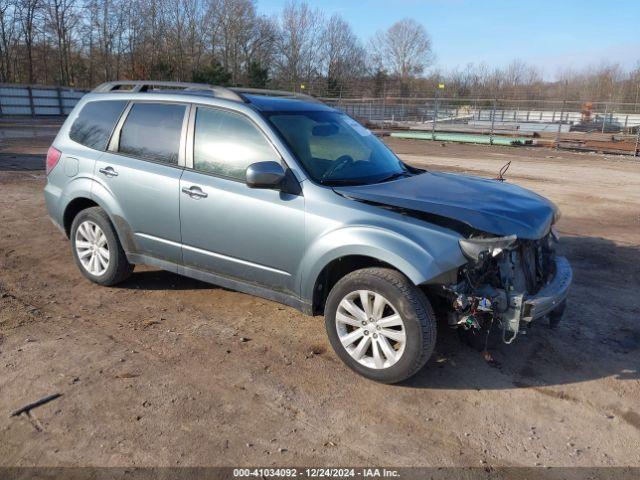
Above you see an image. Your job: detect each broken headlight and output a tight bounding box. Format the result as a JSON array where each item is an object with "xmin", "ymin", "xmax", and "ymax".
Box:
[{"xmin": 458, "ymin": 235, "xmax": 517, "ymax": 262}]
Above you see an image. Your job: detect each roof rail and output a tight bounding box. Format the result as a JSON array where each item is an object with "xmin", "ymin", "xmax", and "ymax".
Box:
[
  {"xmin": 230, "ymin": 87, "xmax": 322, "ymax": 103},
  {"xmin": 91, "ymin": 81, "xmax": 323, "ymax": 105},
  {"xmin": 92, "ymin": 81, "xmax": 244, "ymax": 102}
]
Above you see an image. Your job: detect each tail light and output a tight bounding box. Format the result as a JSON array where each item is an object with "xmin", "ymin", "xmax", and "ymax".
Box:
[{"xmin": 46, "ymin": 146, "xmax": 62, "ymax": 175}]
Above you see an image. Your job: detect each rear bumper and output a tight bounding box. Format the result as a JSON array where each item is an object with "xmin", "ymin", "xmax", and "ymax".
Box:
[
  {"xmin": 522, "ymin": 256, "xmax": 572, "ymax": 321},
  {"xmin": 44, "ymin": 181, "xmax": 67, "ymax": 236}
]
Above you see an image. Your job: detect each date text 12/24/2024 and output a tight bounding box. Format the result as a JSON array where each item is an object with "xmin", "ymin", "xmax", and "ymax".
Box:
[{"xmin": 233, "ymin": 468, "xmax": 401, "ymax": 478}]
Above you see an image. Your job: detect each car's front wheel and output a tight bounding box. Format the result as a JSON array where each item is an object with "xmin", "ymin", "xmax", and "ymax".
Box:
[
  {"xmin": 70, "ymin": 207, "xmax": 133, "ymax": 286},
  {"xmin": 324, "ymin": 268, "xmax": 436, "ymax": 383}
]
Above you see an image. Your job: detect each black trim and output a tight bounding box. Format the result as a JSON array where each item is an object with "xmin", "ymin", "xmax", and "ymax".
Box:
[
  {"xmin": 126, "ymin": 252, "xmax": 313, "ymax": 315},
  {"xmin": 101, "ymin": 150, "xmax": 186, "ymax": 172}
]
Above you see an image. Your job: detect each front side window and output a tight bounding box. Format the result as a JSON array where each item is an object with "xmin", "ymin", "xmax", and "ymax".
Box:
[
  {"xmin": 69, "ymin": 100, "xmax": 127, "ymax": 150},
  {"xmin": 267, "ymin": 111, "xmax": 408, "ymax": 185},
  {"xmin": 119, "ymin": 103, "xmax": 186, "ymax": 164},
  {"xmin": 193, "ymin": 107, "xmax": 278, "ymax": 180}
]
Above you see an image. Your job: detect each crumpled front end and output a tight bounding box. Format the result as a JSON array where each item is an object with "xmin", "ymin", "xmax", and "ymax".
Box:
[{"xmin": 444, "ymin": 229, "xmax": 572, "ymax": 343}]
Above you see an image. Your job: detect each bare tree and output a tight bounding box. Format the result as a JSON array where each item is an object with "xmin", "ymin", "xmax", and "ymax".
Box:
[
  {"xmin": 44, "ymin": 0, "xmax": 79, "ymax": 84},
  {"xmin": 0, "ymin": 0, "xmax": 637, "ymax": 104},
  {"xmin": 240, "ymin": 15, "xmax": 277, "ymax": 81},
  {"xmin": 369, "ymin": 18, "xmax": 432, "ymax": 95},
  {"xmin": 321, "ymin": 14, "xmax": 366, "ymax": 96},
  {"xmin": 16, "ymin": 0, "xmax": 41, "ymax": 83},
  {"xmin": 181, "ymin": 0, "xmax": 207, "ymax": 78},
  {"xmin": 0, "ymin": 1, "xmax": 18, "ymax": 82},
  {"xmin": 275, "ymin": 0, "xmax": 323, "ymax": 90}
]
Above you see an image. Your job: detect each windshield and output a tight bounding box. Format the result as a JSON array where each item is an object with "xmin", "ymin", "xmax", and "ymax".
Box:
[{"xmin": 266, "ymin": 111, "xmax": 410, "ymax": 185}]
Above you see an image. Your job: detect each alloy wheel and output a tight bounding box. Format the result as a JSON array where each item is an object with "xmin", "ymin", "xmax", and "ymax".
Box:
[
  {"xmin": 335, "ymin": 290, "xmax": 406, "ymax": 369},
  {"xmin": 75, "ymin": 220, "xmax": 110, "ymax": 276}
]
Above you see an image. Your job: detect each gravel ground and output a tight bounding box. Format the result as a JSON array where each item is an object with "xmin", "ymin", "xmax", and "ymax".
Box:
[{"xmin": 0, "ymin": 120, "xmax": 639, "ymax": 467}]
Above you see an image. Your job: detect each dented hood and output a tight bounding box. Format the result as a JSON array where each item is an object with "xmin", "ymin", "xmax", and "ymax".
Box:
[{"xmin": 334, "ymin": 171, "xmax": 556, "ymax": 239}]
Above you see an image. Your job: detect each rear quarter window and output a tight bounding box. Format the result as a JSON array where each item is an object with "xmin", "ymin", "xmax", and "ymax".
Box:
[{"xmin": 69, "ymin": 100, "xmax": 128, "ymax": 150}]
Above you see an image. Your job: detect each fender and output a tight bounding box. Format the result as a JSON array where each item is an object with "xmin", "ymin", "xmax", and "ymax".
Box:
[
  {"xmin": 298, "ymin": 225, "xmax": 467, "ymax": 302},
  {"xmin": 89, "ymin": 179, "xmax": 137, "ymax": 254},
  {"xmin": 59, "ymin": 176, "xmax": 93, "ymax": 205}
]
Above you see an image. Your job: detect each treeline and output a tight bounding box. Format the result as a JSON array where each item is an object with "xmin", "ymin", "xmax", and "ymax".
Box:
[{"xmin": 1, "ymin": 0, "xmax": 638, "ymax": 102}]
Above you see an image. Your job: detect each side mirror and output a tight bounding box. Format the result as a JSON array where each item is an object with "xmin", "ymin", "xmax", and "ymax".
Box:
[{"xmin": 245, "ymin": 161, "xmax": 286, "ymax": 189}]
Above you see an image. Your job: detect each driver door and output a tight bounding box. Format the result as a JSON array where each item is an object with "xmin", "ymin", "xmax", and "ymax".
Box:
[{"xmin": 179, "ymin": 105, "xmax": 305, "ymax": 296}]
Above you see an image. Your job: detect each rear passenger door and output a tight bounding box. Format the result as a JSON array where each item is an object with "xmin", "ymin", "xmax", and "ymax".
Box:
[
  {"xmin": 179, "ymin": 105, "xmax": 305, "ymax": 295},
  {"xmin": 94, "ymin": 101, "xmax": 188, "ymax": 266}
]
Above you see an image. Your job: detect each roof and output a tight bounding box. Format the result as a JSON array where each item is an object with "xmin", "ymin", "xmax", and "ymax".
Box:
[
  {"xmin": 91, "ymin": 81, "xmax": 333, "ymax": 112},
  {"xmin": 243, "ymin": 94, "xmax": 335, "ymax": 112}
]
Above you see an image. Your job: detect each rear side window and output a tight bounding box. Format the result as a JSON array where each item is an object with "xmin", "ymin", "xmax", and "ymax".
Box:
[
  {"xmin": 69, "ymin": 100, "xmax": 127, "ymax": 150},
  {"xmin": 118, "ymin": 103, "xmax": 186, "ymax": 164},
  {"xmin": 193, "ymin": 107, "xmax": 277, "ymax": 180}
]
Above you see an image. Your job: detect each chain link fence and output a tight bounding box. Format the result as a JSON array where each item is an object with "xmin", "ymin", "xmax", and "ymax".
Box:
[
  {"xmin": 1, "ymin": 83, "xmax": 638, "ymax": 156},
  {"xmin": 322, "ymin": 97, "xmax": 640, "ymax": 156}
]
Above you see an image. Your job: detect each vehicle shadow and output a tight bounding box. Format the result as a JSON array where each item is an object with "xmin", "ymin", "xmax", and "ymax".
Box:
[
  {"xmin": 405, "ymin": 235, "xmax": 640, "ymax": 389},
  {"xmin": 117, "ymin": 269, "xmax": 220, "ymax": 291},
  {"xmin": 99, "ymin": 233, "xmax": 640, "ymax": 390}
]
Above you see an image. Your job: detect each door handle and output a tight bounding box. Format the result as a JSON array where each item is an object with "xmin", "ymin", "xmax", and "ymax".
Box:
[
  {"xmin": 98, "ymin": 166, "xmax": 118, "ymax": 177},
  {"xmin": 181, "ymin": 186, "xmax": 208, "ymax": 199}
]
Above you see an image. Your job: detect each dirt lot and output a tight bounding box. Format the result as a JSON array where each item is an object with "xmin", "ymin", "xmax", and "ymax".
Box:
[{"xmin": 1, "ymin": 119, "xmax": 639, "ymax": 467}]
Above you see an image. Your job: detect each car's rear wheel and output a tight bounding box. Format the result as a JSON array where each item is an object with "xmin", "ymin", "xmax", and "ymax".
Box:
[
  {"xmin": 70, "ymin": 207, "xmax": 133, "ymax": 286},
  {"xmin": 324, "ymin": 267, "xmax": 436, "ymax": 383}
]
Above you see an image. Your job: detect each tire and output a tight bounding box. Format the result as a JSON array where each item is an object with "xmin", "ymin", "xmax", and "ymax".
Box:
[
  {"xmin": 70, "ymin": 206, "xmax": 133, "ymax": 286},
  {"xmin": 324, "ymin": 267, "xmax": 436, "ymax": 384}
]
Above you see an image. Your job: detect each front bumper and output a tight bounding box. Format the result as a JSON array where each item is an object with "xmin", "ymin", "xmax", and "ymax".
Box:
[{"xmin": 522, "ymin": 256, "xmax": 572, "ymax": 321}]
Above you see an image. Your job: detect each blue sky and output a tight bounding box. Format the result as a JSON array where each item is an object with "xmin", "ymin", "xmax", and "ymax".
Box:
[{"xmin": 258, "ymin": 0, "xmax": 640, "ymax": 79}]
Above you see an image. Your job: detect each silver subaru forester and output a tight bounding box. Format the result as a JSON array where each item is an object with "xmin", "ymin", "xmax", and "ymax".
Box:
[{"xmin": 44, "ymin": 81, "xmax": 572, "ymax": 383}]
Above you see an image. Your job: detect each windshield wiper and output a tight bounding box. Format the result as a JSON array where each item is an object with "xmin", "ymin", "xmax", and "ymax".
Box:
[
  {"xmin": 321, "ymin": 171, "xmax": 412, "ymax": 186},
  {"xmin": 320, "ymin": 178, "xmax": 369, "ymax": 186},
  {"xmin": 377, "ymin": 171, "xmax": 412, "ymax": 183}
]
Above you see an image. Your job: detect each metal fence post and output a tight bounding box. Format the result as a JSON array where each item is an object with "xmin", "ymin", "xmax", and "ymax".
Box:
[
  {"xmin": 382, "ymin": 90, "xmax": 386, "ymax": 125},
  {"xmin": 635, "ymin": 127, "xmax": 639, "ymax": 157},
  {"xmin": 490, "ymin": 99, "xmax": 496, "ymax": 145},
  {"xmin": 57, "ymin": 87, "xmax": 64, "ymax": 115},
  {"xmin": 432, "ymin": 96, "xmax": 439, "ymax": 141},
  {"xmin": 601, "ymin": 103, "xmax": 608, "ymax": 134},
  {"xmin": 556, "ymin": 99, "xmax": 566, "ymax": 150},
  {"xmin": 27, "ymin": 86, "xmax": 35, "ymax": 118}
]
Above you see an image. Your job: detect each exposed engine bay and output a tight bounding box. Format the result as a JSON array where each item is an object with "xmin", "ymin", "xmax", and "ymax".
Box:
[
  {"xmin": 443, "ymin": 228, "xmax": 565, "ymax": 345},
  {"xmin": 333, "ymin": 168, "xmax": 572, "ymax": 348}
]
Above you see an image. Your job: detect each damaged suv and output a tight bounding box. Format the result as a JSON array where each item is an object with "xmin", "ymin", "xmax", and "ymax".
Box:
[{"xmin": 44, "ymin": 81, "xmax": 572, "ymax": 383}]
